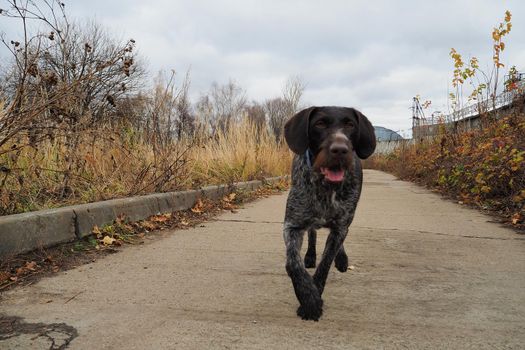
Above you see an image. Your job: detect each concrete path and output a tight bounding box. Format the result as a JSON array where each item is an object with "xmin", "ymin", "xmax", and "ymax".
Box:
[{"xmin": 1, "ymin": 170, "xmax": 524, "ymax": 349}]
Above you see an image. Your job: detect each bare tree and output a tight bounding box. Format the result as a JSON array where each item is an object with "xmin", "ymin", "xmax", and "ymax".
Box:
[
  {"xmin": 0, "ymin": 0, "xmax": 70, "ymax": 150},
  {"xmin": 265, "ymin": 76, "xmax": 305, "ymax": 141},
  {"xmin": 0, "ymin": 0, "xmax": 145, "ymax": 198},
  {"xmin": 144, "ymin": 70, "xmax": 194, "ymax": 148},
  {"xmin": 282, "ymin": 75, "xmax": 305, "ymax": 114},
  {"xmin": 174, "ymin": 71, "xmax": 194, "ymax": 140},
  {"xmin": 196, "ymin": 79, "xmax": 247, "ymax": 135},
  {"xmin": 48, "ymin": 20, "xmax": 145, "ymax": 125},
  {"xmin": 30, "ymin": 20, "xmax": 144, "ymax": 126},
  {"xmin": 245, "ymin": 101, "xmax": 266, "ymax": 131},
  {"xmin": 0, "ymin": 1, "xmax": 145, "ymax": 151},
  {"xmin": 265, "ymin": 97, "xmax": 288, "ymax": 141}
]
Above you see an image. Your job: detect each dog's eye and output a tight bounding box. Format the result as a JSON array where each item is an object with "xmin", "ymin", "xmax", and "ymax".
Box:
[
  {"xmin": 343, "ymin": 119, "xmax": 355, "ymax": 128},
  {"xmin": 314, "ymin": 120, "xmax": 328, "ymax": 129}
]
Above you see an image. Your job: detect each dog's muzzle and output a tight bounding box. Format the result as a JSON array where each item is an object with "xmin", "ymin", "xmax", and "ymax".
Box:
[{"xmin": 317, "ymin": 131, "xmax": 352, "ymax": 183}]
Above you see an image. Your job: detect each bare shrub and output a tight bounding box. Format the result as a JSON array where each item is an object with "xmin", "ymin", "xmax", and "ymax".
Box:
[
  {"xmin": 143, "ymin": 70, "xmax": 194, "ymax": 148},
  {"xmin": 265, "ymin": 76, "xmax": 305, "ymax": 141},
  {"xmin": 0, "ymin": 2, "xmax": 292, "ymax": 215},
  {"xmin": 196, "ymin": 80, "xmax": 247, "ymax": 135},
  {"xmin": 245, "ymin": 102, "xmax": 266, "ymax": 132},
  {"xmin": 0, "ymin": 1, "xmax": 144, "ymax": 148}
]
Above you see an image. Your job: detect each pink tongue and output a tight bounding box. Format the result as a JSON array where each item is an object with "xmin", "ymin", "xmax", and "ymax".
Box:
[{"xmin": 321, "ymin": 168, "xmax": 345, "ymax": 182}]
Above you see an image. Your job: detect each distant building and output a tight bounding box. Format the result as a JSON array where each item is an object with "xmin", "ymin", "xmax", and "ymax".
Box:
[{"xmin": 374, "ymin": 126, "xmax": 403, "ymax": 141}]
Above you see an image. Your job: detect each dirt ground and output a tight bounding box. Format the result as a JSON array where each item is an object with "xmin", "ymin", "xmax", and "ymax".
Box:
[{"xmin": 1, "ymin": 170, "xmax": 524, "ymax": 349}]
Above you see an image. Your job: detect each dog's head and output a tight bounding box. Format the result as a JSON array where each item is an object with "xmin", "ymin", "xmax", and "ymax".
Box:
[{"xmin": 284, "ymin": 106, "xmax": 376, "ymax": 183}]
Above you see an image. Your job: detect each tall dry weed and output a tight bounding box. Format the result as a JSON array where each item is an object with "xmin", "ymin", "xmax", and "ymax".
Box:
[
  {"xmin": 0, "ymin": 120, "xmax": 292, "ymax": 215},
  {"xmin": 190, "ymin": 120, "xmax": 292, "ymax": 185}
]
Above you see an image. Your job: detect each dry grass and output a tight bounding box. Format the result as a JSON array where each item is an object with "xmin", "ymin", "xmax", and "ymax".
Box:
[
  {"xmin": 366, "ymin": 111, "xmax": 525, "ymax": 230},
  {"xmin": 0, "ymin": 1, "xmax": 295, "ymax": 216},
  {"xmin": 0, "ymin": 119, "xmax": 292, "ymax": 215},
  {"xmin": 190, "ymin": 121, "xmax": 292, "ymax": 186}
]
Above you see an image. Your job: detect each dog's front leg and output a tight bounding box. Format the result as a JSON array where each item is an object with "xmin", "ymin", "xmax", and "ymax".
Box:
[
  {"xmin": 304, "ymin": 228, "xmax": 317, "ymax": 268},
  {"xmin": 283, "ymin": 224, "xmax": 323, "ymax": 321},
  {"xmin": 313, "ymin": 227, "xmax": 348, "ymax": 295},
  {"xmin": 334, "ymin": 245, "xmax": 349, "ymax": 272}
]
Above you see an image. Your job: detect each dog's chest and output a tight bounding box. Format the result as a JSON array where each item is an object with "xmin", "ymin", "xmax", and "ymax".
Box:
[
  {"xmin": 311, "ymin": 189, "xmax": 350, "ymax": 220},
  {"xmin": 291, "ymin": 185, "xmax": 355, "ymax": 230}
]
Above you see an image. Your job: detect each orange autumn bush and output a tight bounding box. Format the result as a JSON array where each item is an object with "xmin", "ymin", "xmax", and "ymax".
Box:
[{"xmin": 367, "ymin": 110, "xmax": 525, "ymax": 229}]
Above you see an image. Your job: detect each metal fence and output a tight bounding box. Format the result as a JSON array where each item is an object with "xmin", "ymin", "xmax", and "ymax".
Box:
[
  {"xmin": 418, "ymin": 89, "xmax": 522, "ymax": 127},
  {"xmin": 412, "ymin": 74, "xmax": 525, "ymax": 139},
  {"xmin": 412, "ymin": 90, "xmax": 524, "ymax": 139},
  {"xmin": 375, "ymin": 139, "xmax": 414, "ymax": 155}
]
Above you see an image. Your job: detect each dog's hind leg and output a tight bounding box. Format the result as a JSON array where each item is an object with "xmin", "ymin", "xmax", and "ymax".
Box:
[
  {"xmin": 313, "ymin": 227, "xmax": 348, "ymax": 295},
  {"xmin": 304, "ymin": 228, "xmax": 317, "ymax": 268},
  {"xmin": 334, "ymin": 245, "xmax": 349, "ymax": 272},
  {"xmin": 284, "ymin": 225, "xmax": 323, "ymax": 321}
]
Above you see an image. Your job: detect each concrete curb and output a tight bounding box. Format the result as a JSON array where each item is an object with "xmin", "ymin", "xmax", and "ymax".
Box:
[{"xmin": 0, "ymin": 176, "xmax": 287, "ymax": 259}]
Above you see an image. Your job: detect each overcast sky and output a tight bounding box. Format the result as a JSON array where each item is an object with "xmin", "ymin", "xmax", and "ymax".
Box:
[{"xmin": 2, "ymin": 0, "xmax": 524, "ymax": 134}]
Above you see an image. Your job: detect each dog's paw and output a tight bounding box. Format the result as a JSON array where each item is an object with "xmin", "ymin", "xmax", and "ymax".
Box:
[
  {"xmin": 296, "ymin": 296, "xmax": 323, "ymax": 321},
  {"xmin": 304, "ymin": 254, "xmax": 316, "ymax": 269},
  {"xmin": 334, "ymin": 251, "xmax": 348, "ymax": 272}
]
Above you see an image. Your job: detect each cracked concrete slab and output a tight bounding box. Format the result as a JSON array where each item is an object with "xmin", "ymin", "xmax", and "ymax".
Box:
[
  {"xmin": 0, "ymin": 315, "xmax": 78, "ymax": 349},
  {"xmin": 0, "ymin": 170, "xmax": 524, "ymax": 349}
]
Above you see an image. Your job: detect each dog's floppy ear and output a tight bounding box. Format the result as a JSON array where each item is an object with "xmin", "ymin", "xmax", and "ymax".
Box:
[
  {"xmin": 350, "ymin": 108, "xmax": 376, "ymax": 159},
  {"xmin": 284, "ymin": 106, "xmax": 317, "ymax": 155}
]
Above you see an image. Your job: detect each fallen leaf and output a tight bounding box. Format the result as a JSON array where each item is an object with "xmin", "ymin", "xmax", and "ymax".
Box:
[
  {"xmin": 223, "ymin": 192, "xmax": 236, "ymax": 203},
  {"xmin": 25, "ymin": 261, "xmax": 37, "ymax": 271},
  {"xmin": 142, "ymin": 221, "xmax": 157, "ymax": 231},
  {"xmin": 191, "ymin": 199, "xmax": 204, "ymax": 213},
  {"xmin": 92, "ymin": 225, "xmax": 102, "ymax": 237},
  {"xmin": 102, "ymin": 236, "xmax": 116, "ymax": 245},
  {"xmin": 511, "ymin": 213, "xmax": 522, "ymax": 225},
  {"xmin": 121, "ymin": 223, "xmax": 134, "ymax": 232},
  {"xmin": 116, "ymin": 214, "xmax": 128, "ymax": 225},
  {"xmin": 0, "ymin": 272, "xmax": 10, "ymax": 283},
  {"xmin": 151, "ymin": 213, "xmax": 171, "ymax": 223}
]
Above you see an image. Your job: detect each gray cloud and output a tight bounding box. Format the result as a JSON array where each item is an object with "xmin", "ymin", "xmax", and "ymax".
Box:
[{"xmin": 1, "ymin": 0, "xmax": 524, "ymax": 133}]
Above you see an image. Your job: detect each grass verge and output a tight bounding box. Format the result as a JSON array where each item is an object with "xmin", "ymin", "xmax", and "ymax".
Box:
[
  {"xmin": 365, "ymin": 111, "xmax": 525, "ymax": 232},
  {"xmin": 0, "ymin": 120, "xmax": 292, "ymax": 215}
]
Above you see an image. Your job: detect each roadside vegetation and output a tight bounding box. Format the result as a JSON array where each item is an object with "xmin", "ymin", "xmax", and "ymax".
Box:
[
  {"xmin": 0, "ymin": 1, "xmax": 295, "ymax": 215},
  {"xmin": 366, "ymin": 10, "xmax": 525, "ymax": 230},
  {"xmin": 366, "ymin": 110, "xmax": 525, "ymax": 230}
]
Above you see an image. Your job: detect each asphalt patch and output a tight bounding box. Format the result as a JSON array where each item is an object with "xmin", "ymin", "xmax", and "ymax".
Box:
[{"xmin": 0, "ymin": 314, "xmax": 78, "ymax": 349}]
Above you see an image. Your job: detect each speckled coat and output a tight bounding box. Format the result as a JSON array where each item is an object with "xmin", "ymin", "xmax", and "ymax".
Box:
[
  {"xmin": 285, "ymin": 153, "xmax": 362, "ymax": 230},
  {"xmin": 281, "ymin": 105, "xmax": 375, "ymax": 321},
  {"xmin": 283, "ymin": 152, "xmax": 363, "ymax": 321}
]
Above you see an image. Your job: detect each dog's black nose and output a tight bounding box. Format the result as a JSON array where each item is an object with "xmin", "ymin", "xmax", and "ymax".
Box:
[{"xmin": 329, "ymin": 143, "xmax": 349, "ymax": 156}]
